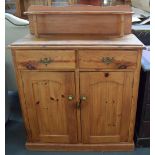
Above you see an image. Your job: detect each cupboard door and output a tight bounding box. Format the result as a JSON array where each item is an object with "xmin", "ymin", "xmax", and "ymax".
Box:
[
  {"xmin": 80, "ymin": 72, "xmax": 134, "ymax": 144},
  {"xmin": 21, "ymin": 71, "xmax": 78, "ymax": 143}
]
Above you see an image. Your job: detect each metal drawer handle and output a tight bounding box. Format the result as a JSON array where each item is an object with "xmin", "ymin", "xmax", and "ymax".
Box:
[
  {"xmin": 39, "ymin": 57, "xmax": 53, "ymax": 66},
  {"xmin": 102, "ymin": 57, "xmax": 114, "ymax": 65}
]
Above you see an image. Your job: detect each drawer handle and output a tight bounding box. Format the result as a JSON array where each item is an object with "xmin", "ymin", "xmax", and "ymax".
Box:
[
  {"xmin": 39, "ymin": 57, "xmax": 53, "ymax": 66},
  {"xmin": 118, "ymin": 64, "xmax": 127, "ymax": 69},
  {"xmin": 102, "ymin": 57, "xmax": 114, "ymax": 65},
  {"xmin": 25, "ymin": 62, "xmax": 36, "ymax": 70}
]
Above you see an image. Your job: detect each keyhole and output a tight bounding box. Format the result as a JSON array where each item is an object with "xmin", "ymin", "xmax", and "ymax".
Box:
[{"xmin": 105, "ymin": 73, "xmax": 109, "ymax": 77}]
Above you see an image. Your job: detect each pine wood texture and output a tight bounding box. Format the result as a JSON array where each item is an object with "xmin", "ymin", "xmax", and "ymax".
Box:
[
  {"xmin": 26, "ymin": 142, "xmax": 134, "ymax": 151},
  {"xmin": 80, "ymin": 72, "xmax": 134, "ymax": 144},
  {"xmin": 11, "ymin": 34, "xmax": 143, "ymax": 151},
  {"xmin": 16, "ymin": 0, "xmax": 24, "ymax": 17},
  {"xmin": 14, "ymin": 50, "xmax": 75, "ymax": 70},
  {"xmin": 26, "ymin": 5, "xmax": 132, "ymax": 38},
  {"xmin": 79, "ymin": 50, "xmax": 138, "ymax": 69},
  {"xmin": 21, "ymin": 71, "xmax": 78, "ymax": 143},
  {"xmin": 10, "ymin": 34, "xmax": 143, "ymax": 49}
]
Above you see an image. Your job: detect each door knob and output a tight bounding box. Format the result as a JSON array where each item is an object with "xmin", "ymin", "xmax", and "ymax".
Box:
[
  {"xmin": 68, "ymin": 95, "xmax": 74, "ymax": 101},
  {"xmin": 81, "ymin": 96, "xmax": 87, "ymax": 101}
]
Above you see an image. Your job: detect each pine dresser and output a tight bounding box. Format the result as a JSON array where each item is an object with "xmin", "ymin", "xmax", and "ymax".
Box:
[{"xmin": 10, "ymin": 34, "xmax": 143, "ymax": 151}]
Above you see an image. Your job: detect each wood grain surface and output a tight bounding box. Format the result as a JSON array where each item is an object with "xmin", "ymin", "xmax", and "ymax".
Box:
[{"xmin": 11, "ymin": 34, "xmax": 143, "ymax": 151}]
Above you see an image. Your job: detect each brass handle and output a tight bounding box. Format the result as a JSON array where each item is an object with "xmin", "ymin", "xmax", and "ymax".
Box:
[
  {"xmin": 102, "ymin": 57, "xmax": 114, "ymax": 65},
  {"xmin": 68, "ymin": 95, "xmax": 74, "ymax": 101},
  {"xmin": 81, "ymin": 96, "xmax": 87, "ymax": 101},
  {"xmin": 39, "ymin": 57, "xmax": 53, "ymax": 66},
  {"xmin": 77, "ymin": 96, "xmax": 87, "ymax": 109}
]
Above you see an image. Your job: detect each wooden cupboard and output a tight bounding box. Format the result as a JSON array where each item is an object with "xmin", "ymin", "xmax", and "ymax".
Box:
[
  {"xmin": 11, "ymin": 34, "xmax": 143, "ymax": 151},
  {"xmin": 21, "ymin": 71, "xmax": 78, "ymax": 143},
  {"xmin": 80, "ymin": 72, "xmax": 134, "ymax": 144}
]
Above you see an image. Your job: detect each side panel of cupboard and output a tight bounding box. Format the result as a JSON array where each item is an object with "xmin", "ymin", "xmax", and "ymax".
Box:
[
  {"xmin": 21, "ymin": 71, "xmax": 78, "ymax": 143},
  {"xmin": 80, "ymin": 72, "xmax": 134, "ymax": 144}
]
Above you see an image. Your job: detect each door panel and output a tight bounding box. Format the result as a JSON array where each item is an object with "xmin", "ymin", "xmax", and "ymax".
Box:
[
  {"xmin": 21, "ymin": 71, "xmax": 77, "ymax": 143},
  {"xmin": 80, "ymin": 72, "xmax": 134, "ymax": 144}
]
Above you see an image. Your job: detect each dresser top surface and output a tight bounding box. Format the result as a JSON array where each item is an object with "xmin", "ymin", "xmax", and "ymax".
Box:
[{"xmin": 11, "ymin": 34, "xmax": 144, "ymax": 48}]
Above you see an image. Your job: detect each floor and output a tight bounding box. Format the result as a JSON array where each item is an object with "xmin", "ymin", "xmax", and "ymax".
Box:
[{"xmin": 5, "ymin": 92, "xmax": 150, "ymax": 155}]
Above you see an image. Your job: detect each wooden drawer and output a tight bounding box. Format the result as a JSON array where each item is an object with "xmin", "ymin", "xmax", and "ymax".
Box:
[
  {"xmin": 79, "ymin": 50, "xmax": 138, "ymax": 69},
  {"xmin": 15, "ymin": 50, "xmax": 75, "ymax": 70}
]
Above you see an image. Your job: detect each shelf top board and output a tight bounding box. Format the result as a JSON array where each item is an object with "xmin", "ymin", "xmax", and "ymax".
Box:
[
  {"xmin": 11, "ymin": 34, "xmax": 144, "ymax": 48},
  {"xmin": 25, "ymin": 5, "xmax": 132, "ymax": 15}
]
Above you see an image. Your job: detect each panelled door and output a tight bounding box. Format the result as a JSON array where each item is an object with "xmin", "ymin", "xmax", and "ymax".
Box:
[
  {"xmin": 21, "ymin": 71, "xmax": 78, "ymax": 143},
  {"xmin": 80, "ymin": 72, "xmax": 134, "ymax": 144}
]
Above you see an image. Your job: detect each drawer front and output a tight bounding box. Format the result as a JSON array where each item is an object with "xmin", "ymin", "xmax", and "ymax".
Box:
[
  {"xmin": 15, "ymin": 50, "xmax": 76, "ymax": 70},
  {"xmin": 79, "ymin": 50, "xmax": 138, "ymax": 69}
]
